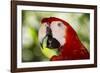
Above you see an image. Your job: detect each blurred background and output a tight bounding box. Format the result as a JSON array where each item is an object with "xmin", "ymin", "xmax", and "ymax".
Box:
[{"xmin": 22, "ymin": 10, "xmax": 90, "ymax": 62}]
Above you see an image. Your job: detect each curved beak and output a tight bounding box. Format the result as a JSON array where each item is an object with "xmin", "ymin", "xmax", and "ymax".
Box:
[{"xmin": 41, "ymin": 26, "xmax": 61, "ymax": 49}]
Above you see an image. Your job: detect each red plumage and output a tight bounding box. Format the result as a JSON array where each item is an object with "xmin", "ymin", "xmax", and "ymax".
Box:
[{"xmin": 42, "ymin": 17, "xmax": 90, "ymax": 61}]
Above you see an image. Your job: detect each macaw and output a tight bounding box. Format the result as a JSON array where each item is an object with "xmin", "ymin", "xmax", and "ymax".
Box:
[{"xmin": 38, "ymin": 17, "xmax": 89, "ymax": 61}]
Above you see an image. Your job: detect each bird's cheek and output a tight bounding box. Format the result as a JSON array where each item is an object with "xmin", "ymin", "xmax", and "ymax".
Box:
[{"xmin": 52, "ymin": 30, "xmax": 66, "ymax": 46}]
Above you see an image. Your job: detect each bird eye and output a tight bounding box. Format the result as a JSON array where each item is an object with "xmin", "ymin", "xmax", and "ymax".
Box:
[{"xmin": 57, "ymin": 23, "xmax": 62, "ymax": 27}]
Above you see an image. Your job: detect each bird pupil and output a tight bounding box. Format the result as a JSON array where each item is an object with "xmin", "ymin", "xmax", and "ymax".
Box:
[{"xmin": 58, "ymin": 23, "xmax": 61, "ymax": 27}]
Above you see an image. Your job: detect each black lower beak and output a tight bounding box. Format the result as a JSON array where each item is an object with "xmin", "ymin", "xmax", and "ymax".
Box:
[{"xmin": 47, "ymin": 37, "xmax": 60, "ymax": 49}]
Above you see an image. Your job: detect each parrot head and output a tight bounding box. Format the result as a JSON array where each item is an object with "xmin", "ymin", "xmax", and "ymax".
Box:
[
  {"xmin": 38, "ymin": 17, "xmax": 89, "ymax": 60},
  {"xmin": 38, "ymin": 17, "xmax": 69, "ymax": 58}
]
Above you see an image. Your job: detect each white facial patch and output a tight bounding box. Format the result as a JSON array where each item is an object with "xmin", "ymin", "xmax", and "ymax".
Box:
[{"xmin": 50, "ymin": 21, "xmax": 67, "ymax": 46}]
